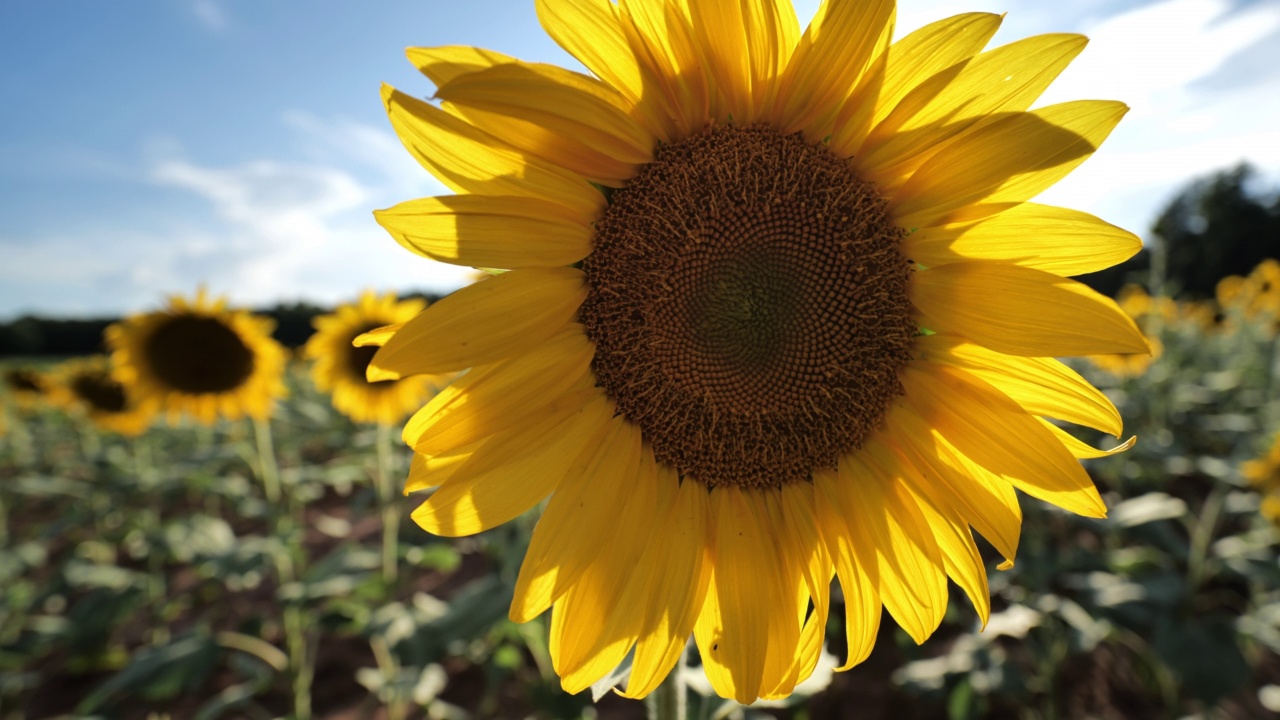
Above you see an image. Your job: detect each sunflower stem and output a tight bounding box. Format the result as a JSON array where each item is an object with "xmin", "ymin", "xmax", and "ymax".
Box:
[
  {"xmin": 647, "ymin": 644, "xmax": 686, "ymax": 720},
  {"xmin": 252, "ymin": 416, "xmax": 282, "ymax": 505},
  {"xmin": 375, "ymin": 422, "xmax": 399, "ymax": 584}
]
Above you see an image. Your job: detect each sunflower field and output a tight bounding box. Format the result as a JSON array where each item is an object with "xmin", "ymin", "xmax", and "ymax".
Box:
[
  {"xmin": 0, "ymin": 260, "xmax": 1278, "ymax": 720},
  {"xmin": 4, "ymin": 0, "xmax": 1280, "ymax": 717}
]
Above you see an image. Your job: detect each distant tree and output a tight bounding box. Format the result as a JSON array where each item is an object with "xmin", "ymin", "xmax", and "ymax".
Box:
[
  {"xmin": 0, "ymin": 292, "xmax": 448, "ymax": 358},
  {"xmin": 1079, "ymin": 164, "xmax": 1280, "ymax": 299},
  {"xmin": 1153, "ymin": 164, "xmax": 1280, "ymax": 298}
]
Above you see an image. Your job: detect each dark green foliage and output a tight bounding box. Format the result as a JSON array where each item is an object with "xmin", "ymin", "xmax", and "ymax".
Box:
[
  {"xmin": 1079, "ymin": 164, "xmax": 1279, "ymax": 299},
  {"xmin": 1154, "ymin": 164, "xmax": 1280, "ymax": 299}
]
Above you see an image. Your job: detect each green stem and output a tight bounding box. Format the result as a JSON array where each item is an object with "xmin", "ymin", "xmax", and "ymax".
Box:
[
  {"xmin": 285, "ymin": 604, "xmax": 314, "ymax": 720},
  {"xmin": 252, "ymin": 416, "xmax": 282, "ymax": 506},
  {"xmin": 215, "ymin": 630, "xmax": 289, "ymax": 672},
  {"xmin": 1187, "ymin": 482, "xmax": 1228, "ymax": 590},
  {"xmin": 647, "ymin": 643, "xmax": 686, "ymax": 720},
  {"xmin": 376, "ymin": 423, "xmax": 400, "ymax": 584},
  {"xmin": 253, "ymin": 415, "xmax": 311, "ymax": 719}
]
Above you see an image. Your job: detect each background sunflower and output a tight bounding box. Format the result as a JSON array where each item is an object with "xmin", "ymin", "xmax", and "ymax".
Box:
[
  {"xmin": 105, "ymin": 290, "xmax": 288, "ymax": 425},
  {"xmin": 3, "ymin": 367, "xmax": 52, "ymax": 410},
  {"xmin": 48, "ymin": 356, "xmax": 156, "ymax": 437},
  {"xmin": 303, "ymin": 291, "xmax": 441, "ymax": 426}
]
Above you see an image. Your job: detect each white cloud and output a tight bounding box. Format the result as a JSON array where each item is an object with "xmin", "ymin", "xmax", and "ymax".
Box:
[
  {"xmin": 142, "ymin": 116, "xmax": 473, "ymax": 310},
  {"xmin": 1032, "ymin": 0, "xmax": 1280, "ymax": 236},
  {"xmin": 0, "ymin": 116, "xmax": 473, "ymax": 318}
]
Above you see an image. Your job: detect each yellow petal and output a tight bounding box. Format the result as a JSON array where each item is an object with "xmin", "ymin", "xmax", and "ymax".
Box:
[
  {"xmin": 620, "ymin": 468, "xmax": 712, "ymax": 699},
  {"xmin": 618, "ymin": 0, "xmax": 709, "ymax": 136},
  {"xmin": 403, "ymin": 324, "xmax": 594, "ymax": 453},
  {"xmin": 535, "ymin": 0, "xmax": 670, "ymax": 139},
  {"xmin": 744, "ymin": 0, "xmax": 800, "ymax": 117},
  {"xmin": 915, "ymin": 333, "xmax": 1123, "ymax": 436},
  {"xmin": 551, "ymin": 447, "xmax": 663, "ymax": 693},
  {"xmin": 411, "ymin": 391, "xmax": 610, "ymax": 536},
  {"xmin": 353, "ymin": 321, "xmax": 405, "ymax": 353},
  {"xmin": 689, "ymin": 0, "xmax": 753, "ymax": 121},
  {"xmin": 406, "ymin": 45, "xmax": 517, "ymax": 88},
  {"xmin": 371, "ymin": 266, "xmax": 587, "ymax": 376},
  {"xmin": 755, "ymin": 491, "xmax": 806, "ymax": 700},
  {"xmin": 382, "ymin": 85, "xmax": 603, "ymax": 220},
  {"xmin": 767, "ymin": 482, "xmax": 832, "ymax": 696},
  {"xmin": 882, "ymin": 404, "xmax": 1022, "ymax": 564},
  {"xmin": 814, "ymin": 467, "xmax": 881, "ymax": 670},
  {"xmin": 1042, "ymin": 420, "xmax": 1137, "ymax": 459},
  {"xmin": 694, "ymin": 487, "xmax": 788, "ymax": 705},
  {"xmin": 831, "ymin": 12, "xmax": 1002, "ymax": 156},
  {"xmin": 403, "ymin": 443, "xmax": 477, "ymax": 494},
  {"xmin": 911, "ymin": 261, "xmax": 1150, "ymax": 357},
  {"xmin": 374, "ymin": 195, "xmax": 593, "ymax": 269},
  {"xmin": 891, "ymin": 101, "xmax": 1128, "ymax": 229},
  {"xmin": 901, "ymin": 474, "xmax": 991, "ymax": 627},
  {"xmin": 847, "ymin": 448, "xmax": 948, "ymax": 644},
  {"xmin": 860, "ymin": 34, "xmax": 1087, "ymax": 181},
  {"xmin": 435, "ymin": 62, "xmax": 655, "ymax": 184},
  {"xmin": 770, "ymin": 0, "xmax": 896, "ymax": 133},
  {"xmin": 904, "ymin": 203, "xmax": 1142, "ymax": 277},
  {"xmin": 511, "ymin": 417, "xmax": 642, "ymax": 623},
  {"xmin": 906, "ymin": 364, "xmax": 1108, "ymax": 518}
]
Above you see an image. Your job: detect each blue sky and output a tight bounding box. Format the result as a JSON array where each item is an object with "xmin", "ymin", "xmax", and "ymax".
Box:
[{"xmin": 2, "ymin": 0, "xmax": 1278, "ymax": 320}]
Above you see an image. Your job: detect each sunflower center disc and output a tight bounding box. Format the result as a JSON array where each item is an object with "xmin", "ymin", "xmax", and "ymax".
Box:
[
  {"xmin": 349, "ymin": 325, "xmax": 395, "ymax": 386},
  {"xmin": 145, "ymin": 315, "xmax": 255, "ymax": 394},
  {"xmin": 5, "ymin": 370, "xmax": 42, "ymax": 393},
  {"xmin": 73, "ymin": 372, "xmax": 128, "ymax": 414},
  {"xmin": 581, "ymin": 123, "xmax": 916, "ymax": 488}
]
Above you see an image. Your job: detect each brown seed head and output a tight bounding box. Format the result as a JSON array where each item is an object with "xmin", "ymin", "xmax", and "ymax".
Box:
[{"xmin": 581, "ymin": 123, "xmax": 915, "ymax": 488}]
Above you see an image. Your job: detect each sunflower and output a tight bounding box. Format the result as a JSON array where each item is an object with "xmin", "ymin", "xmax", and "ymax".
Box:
[
  {"xmin": 1244, "ymin": 432, "xmax": 1280, "ymax": 525},
  {"xmin": 3, "ymin": 366, "xmax": 52, "ymax": 410},
  {"xmin": 304, "ymin": 291, "xmax": 442, "ymax": 425},
  {"xmin": 1088, "ymin": 285, "xmax": 1166, "ymax": 378},
  {"xmin": 49, "ymin": 356, "xmax": 156, "ymax": 436},
  {"xmin": 106, "ymin": 290, "xmax": 288, "ymax": 425},
  {"xmin": 1218, "ymin": 259, "xmax": 1280, "ymax": 334},
  {"xmin": 372, "ymin": 0, "xmax": 1146, "ymax": 703}
]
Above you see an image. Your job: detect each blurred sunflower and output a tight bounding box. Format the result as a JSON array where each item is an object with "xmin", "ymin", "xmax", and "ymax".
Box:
[
  {"xmin": 1088, "ymin": 285, "xmax": 1167, "ymax": 378},
  {"xmin": 50, "ymin": 356, "xmax": 156, "ymax": 436},
  {"xmin": 3, "ymin": 367, "xmax": 51, "ymax": 410},
  {"xmin": 1218, "ymin": 259, "xmax": 1280, "ymax": 323},
  {"xmin": 106, "ymin": 290, "xmax": 288, "ymax": 425},
  {"xmin": 373, "ymin": 0, "xmax": 1146, "ymax": 703},
  {"xmin": 304, "ymin": 291, "xmax": 441, "ymax": 425},
  {"xmin": 1244, "ymin": 433, "xmax": 1280, "ymax": 524}
]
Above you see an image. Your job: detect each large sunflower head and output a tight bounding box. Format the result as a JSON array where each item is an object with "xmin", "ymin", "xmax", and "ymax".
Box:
[
  {"xmin": 106, "ymin": 290, "xmax": 288, "ymax": 425},
  {"xmin": 373, "ymin": 0, "xmax": 1147, "ymax": 703},
  {"xmin": 49, "ymin": 356, "xmax": 156, "ymax": 436},
  {"xmin": 3, "ymin": 366, "xmax": 52, "ymax": 410},
  {"xmin": 303, "ymin": 291, "xmax": 442, "ymax": 425}
]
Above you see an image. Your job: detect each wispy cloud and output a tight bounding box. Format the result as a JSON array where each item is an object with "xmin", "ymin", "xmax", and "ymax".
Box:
[
  {"xmin": 0, "ymin": 115, "xmax": 472, "ymax": 318},
  {"xmin": 1033, "ymin": 0, "xmax": 1280, "ymax": 236},
  {"xmin": 142, "ymin": 115, "xmax": 472, "ymax": 310}
]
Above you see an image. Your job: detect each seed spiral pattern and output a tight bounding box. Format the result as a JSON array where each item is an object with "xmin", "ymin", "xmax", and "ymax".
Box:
[{"xmin": 581, "ymin": 123, "xmax": 916, "ymax": 488}]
